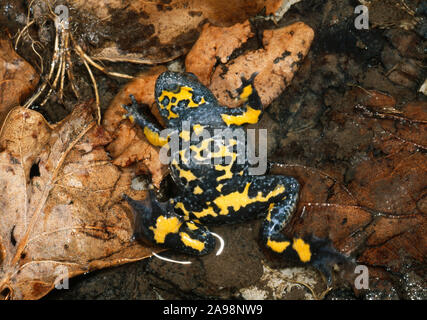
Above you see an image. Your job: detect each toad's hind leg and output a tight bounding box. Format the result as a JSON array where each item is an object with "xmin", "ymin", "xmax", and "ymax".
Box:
[
  {"xmin": 124, "ymin": 191, "xmax": 216, "ymax": 256},
  {"xmin": 259, "ymin": 175, "xmax": 300, "ymax": 254},
  {"xmin": 260, "ymin": 176, "xmax": 348, "ymax": 284}
]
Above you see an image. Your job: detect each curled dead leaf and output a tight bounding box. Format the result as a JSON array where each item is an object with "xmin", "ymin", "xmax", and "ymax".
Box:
[
  {"xmin": 185, "ymin": 20, "xmax": 254, "ymax": 85},
  {"xmin": 0, "ymin": 104, "xmax": 152, "ymax": 299},
  {"xmin": 270, "ymin": 147, "xmax": 426, "ymax": 291},
  {"xmin": 0, "ymin": 37, "xmax": 39, "ymax": 127},
  {"xmin": 103, "ymin": 66, "xmax": 169, "ymax": 188},
  {"xmin": 187, "ymin": 22, "xmax": 314, "ymax": 108},
  {"xmin": 68, "ymin": 0, "xmax": 285, "ymax": 63}
]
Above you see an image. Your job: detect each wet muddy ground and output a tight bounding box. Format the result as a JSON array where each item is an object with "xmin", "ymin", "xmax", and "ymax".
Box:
[{"xmin": 1, "ymin": 0, "xmax": 426, "ymax": 299}]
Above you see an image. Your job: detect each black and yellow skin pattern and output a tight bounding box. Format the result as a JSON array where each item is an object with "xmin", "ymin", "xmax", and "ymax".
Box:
[{"xmin": 123, "ymin": 71, "xmax": 345, "ymax": 282}]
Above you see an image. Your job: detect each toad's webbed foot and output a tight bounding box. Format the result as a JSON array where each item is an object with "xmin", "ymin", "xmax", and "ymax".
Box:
[{"xmin": 302, "ymin": 235, "xmax": 349, "ymax": 285}]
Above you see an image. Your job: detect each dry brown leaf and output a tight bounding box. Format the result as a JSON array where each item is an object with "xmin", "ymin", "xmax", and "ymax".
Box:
[
  {"xmin": 103, "ymin": 66, "xmax": 169, "ymax": 188},
  {"xmin": 0, "ymin": 37, "xmax": 39, "ymax": 127},
  {"xmin": 271, "ymin": 100, "xmax": 427, "ymax": 292},
  {"xmin": 187, "ymin": 22, "xmax": 315, "ymax": 108},
  {"xmin": 0, "ymin": 104, "xmax": 152, "ymax": 299},
  {"xmin": 357, "ymin": 214, "xmax": 426, "ymax": 272},
  {"xmin": 68, "ymin": 0, "xmax": 284, "ymax": 63},
  {"xmin": 355, "ymin": 88, "xmax": 397, "ymax": 110},
  {"xmin": 185, "ymin": 20, "xmax": 254, "ymax": 85},
  {"xmin": 378, "ymin": 101, "xmax": 427, "ymax": 150}
]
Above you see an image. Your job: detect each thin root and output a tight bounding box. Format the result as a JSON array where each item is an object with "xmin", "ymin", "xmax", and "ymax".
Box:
[
  {"xmin": 23, "ymin": 14, "xmax": 61, "ymax": 108},
  {"xmin": 74, "ymin": 42, "xmax": 134, "ymax": 80},
  {"xmin": 19, "ymin": 3, "xmax": 134, "ymax": 124},
  {"xmin": 74, "ymin": 38, "xmax": 101, "ymax": 125},
  {"xmin": 14, "ymin": 19, "xmax": 35, "ymax": 50}
]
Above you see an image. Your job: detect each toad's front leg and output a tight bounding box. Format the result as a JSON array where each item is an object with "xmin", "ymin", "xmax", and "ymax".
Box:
[{"xmin": 122, "ymin": 95, "xmax": 169, "ymax": 147}]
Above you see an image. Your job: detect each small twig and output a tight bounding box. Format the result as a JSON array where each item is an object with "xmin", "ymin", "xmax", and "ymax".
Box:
[
  {"xmin": 14, "ymin": 19, "xmax": 35, "ymax": 50},
  {"xmin": 385, "ymin": 63, "xmax": 399, "ymax": 77},
  {"xmin": 58, "ymin": 53, "xmax": 66, "ymax": 101},
  {"xmin": 383, "ymin": 127, "xmax": 427, "ymax": 151},
  {"xmin": 14, "ymin": 0, "xmax": 37, "ymax": 49},
  {"xmin": 58, "ymin": 31, "xmax": 70, "ymax": 101},
  {"xmin": 40, "ymin": 43, "xmax": 63, "ymax": 107},
  {"xmin": 354, "ymin": 104, "xmax": 427, "ymax": 124},
  {"xmin": 75, "ymin": 44, "xmax": 134, "ymax": 79},
  {"xmin": 74, "ymin": 41, "xmax": 101, "ymax": 124},
  {"xmin": 64, "ymin": 33, "xmax": 79, "ymax": 99},
  {"xmin": 24, "ymin": 16, "xmax": 61, "ymax": 108}
]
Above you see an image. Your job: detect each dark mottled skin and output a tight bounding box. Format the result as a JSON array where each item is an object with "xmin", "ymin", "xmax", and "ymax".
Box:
[{"xmin": 123, "ymin": 71, "xmax": 346, "ymax": 282}]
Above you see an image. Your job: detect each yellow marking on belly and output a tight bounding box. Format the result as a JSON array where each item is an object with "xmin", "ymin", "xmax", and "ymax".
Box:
[
  {"xmin": 190, "ymin": 138, "xmax": 212, "ymax": 161},
  {"xmin": 267, "ymin": 239, "xmax": 290, "ymax": 253},
  {"xmin": 180, "ymin": 232, "xmax": 205, "ymax": 252},
  {"xmin": 193, "ymin": 206, "xmax": 217, "ymax": 218},
  {"xmin": 216, "ymin": 184, "xmax": 224, "ymax": 192},
  {"xmin": 266, "ymin": 203, "xmax": 275, "ymax": 221},
  {"xmin": 158, "ymin": 86, "xmax": 206, "ymax": 117},
  {"xmin": 149, "ymin": 216, "xmax": 182, "ymax": 244},
  {"xmin": 192, "ymin": 124, "xmax": 205, "ymax": 135},
  {"xmin": 174, "ymin": 86, "xmax": 206, "ymax": 108},
  {"xmin": 215, "ymin": 164, "xmax": 233, "ymax": 181},
  {"xmin": 213, "ymin": 183, "xmax": 285, "ymax": 215},
  {"xmin": 179, "ymin": 149, "xmax": 189, "ymax": 164},
  {"xmin": 166, "ymin": 106, "xmax": 179, "ymax": 119},
  {"xmin": 175, "ymin": 202, "xmax": 190, "ymax": 217},
  {"xmin": 292, "ymin": 238, "xmax": 312, "ymax": 262},
  {"xmin": 190, "ymin": 138, "xmax": 235, "ymax": 163},
  {"xmin": 179, "ymin": 130, "xmax": 190, "ymax": 141},
  {"xmin": 193, "ymin": 185, "xmax": 203, "ymax": 194},
  {"xmin": 221, "ymin": 107, "xmax": 261, "ymax": 126},
  {"xmin": 239, "ymin": 84, "xmax": 253, "ymax": 101},
  {"xmin": 215, "ymin": 153, "xmax": 237, "ymax": 181},
  {"xmin": 143, "ymin": 127, "xmax": 168, "ymax": 147},
  {"xmin": 158, "ymin": 91, "xmax": 178, "ymax": 119},
  {"xmin": 177, "ymin": 168, "xmax": 197, "ymax": 182},
  {"xmin": 186, "ymin": 222, "xmax": 199, "ymax": 231},
  {"xmin": 210, "ymin": 145, "xmax": 235, "ymax": 159},
  {"xmin": 127, "ymin": 115, "xmax": 135, "ymax": 123}
]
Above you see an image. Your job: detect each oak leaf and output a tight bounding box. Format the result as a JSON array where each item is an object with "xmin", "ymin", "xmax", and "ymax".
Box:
[
  {"xmin": 68, "ymin": 0, "xmax": 284, "ymax": 63},
  {"xmin": 272, "ymin": 101, "xmax": 427, "ymax": 293},
  {"xmin": 0, "ymin": 104, "xmax": 152, "ymax": 299},
  {"xmin": 103, "ymin": 66, "xmax": 169, "ymax": 188},
  {"xmin": 186, "ymin": 22, "xmax": 315, "ymax": 108}
]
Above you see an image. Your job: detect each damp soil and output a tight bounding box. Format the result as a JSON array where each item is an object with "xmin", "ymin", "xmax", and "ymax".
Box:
[{"xmin": 1, "ymin": 0, "xmax": 426, "ymax": 300}]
